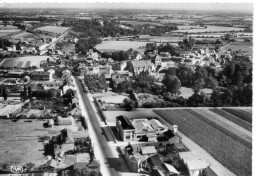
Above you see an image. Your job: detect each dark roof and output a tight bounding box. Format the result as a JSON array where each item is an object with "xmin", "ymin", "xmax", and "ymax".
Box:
[
  {"xmin": 125, "ymin": 144, "xmax": 134, "ymax": 155},
  {"xmin": 88, "ymin": 160, "xmax": 100, "ymax": 168},
  {"xmin": 116, "ymin": 115, "xmax": 135, "ymax": 130},
  {"xmin": 151, "ymin": 169, "xmax": 166, "ymax": 176},
  {"xmin": 147, "ymin": 154, "xmax": 163, "ymax": 167},
  {"xmin": 31, "ymin": 71, "xmax": 49, "ymax": 76},
  {"xmin": 61, "ymin": 128, "xmax": 74, "ymax": 144},
  {"xmin": 163, "ymin": 130, "xmax": 175, "ymax": 139}
]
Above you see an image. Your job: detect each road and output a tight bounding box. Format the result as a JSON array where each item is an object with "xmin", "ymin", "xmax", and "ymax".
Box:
[{"xmin": 73, "ymin": 76, "xmax": 129, "ymax": 176}]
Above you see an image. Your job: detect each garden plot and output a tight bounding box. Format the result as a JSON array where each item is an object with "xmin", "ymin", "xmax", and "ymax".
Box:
[
  {"xmin": 186, "ymin": 109, "xmax": 251, "ymax": 148},
  {"xmin": 209, "ymin": 108, "xmax": 252, "ymax": 131},
  {"xmin": 222, "ymin": 108, "xmax": 252, "ymax": 124}
]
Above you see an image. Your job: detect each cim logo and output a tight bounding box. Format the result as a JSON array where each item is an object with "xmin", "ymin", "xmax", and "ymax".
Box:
[{"xmin": 10, "ymin": 165, "xmax": 27, "ymax": 173}]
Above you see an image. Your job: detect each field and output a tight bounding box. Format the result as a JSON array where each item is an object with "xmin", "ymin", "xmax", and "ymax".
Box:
[
  {"xmin": 0, "ymin": 56, "xmax": 50, "ymax": 68},
  {"xmin": 220, "ymin": 42, "xmax": 252, "ymax": 53},
  {"xmin": 222, "ymin": 108, "xmax": 252, "ymax": 124},
  {"xmin": 171, "ymin": 25, "xmax": 245, "ymax": 33},
  {"xmin": 35, "ymin": 26, "xmax": 70, "ymax": 34},
  {"xmin": 161, "ymin": 19, "xmax": 194, "ymax": 24},
  {"xmin": 0, "ymin": 25, "xmax": 18, "ymax": 29},
  {"xmin": 95, "ymin": 41, "xmax": 147, "ymax": 52},
  {"xmin": 99, "ymin": 94, "xmax": 128, "ymax": 104},
  {"xmin": 153, "ymin": 109, "xmax": 251, "ymax": 176},
  {"xmin": 210, "ymin": 108, "xmax": 252, "ymax": 131},
  {"xmin": 120, "ymin": 20, "xmax": 164, "ymax": 26},
  {"xmin": 0, "ymin": 119, "xmax": 86, "ymax": 168},
  {"xmin": 179, "ymin": 87, "xmax": 212, "ymax": 99}
]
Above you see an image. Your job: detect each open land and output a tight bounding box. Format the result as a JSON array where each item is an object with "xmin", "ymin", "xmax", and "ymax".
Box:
[
  {"xmin": 220, "ymin": 42, "xmax": 252, "ymax": 53},
  {"xmin": 153, "ymin": 108, "xmax": 252, "ymax": 176},
  {"xmin": 0, "ymin": 56, "xmax": 50, "ymax": 68},
  {"xmin": 95, "ymin": 41, "xmax": 147, "ymax": 52},
  {"xmin": 0, "ymin": 119, "xmax": 86, "ymax": 167},
  {"xmin": 171, "ymin": 25, "xmax": 245, "ymax": 33}
]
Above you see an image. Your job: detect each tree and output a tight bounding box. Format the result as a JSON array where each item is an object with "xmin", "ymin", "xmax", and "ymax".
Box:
[
  {"xmin": 211, "ymin": 89, "xmax": 222, "ymax": 107},
  {"xmin": 193, "ymin": 78, "xmax": 205, "ymax": 94},
  {"xmin": 23, "ymin": 86, "xmax": 27, "ymax": 100},
  {"xmin": 28, "ymin": 86, "xmax": 32, "ymax": 99},
  {"xmin": 233, "ymin": 71, "xmax": 244, "ymax": 86},
  {"xmin": 2, "ymin": 87, "xmax": 7, "ymax": 101},
  {"xmin": 123, "ymin": 98, "xmax": 135, "ymax": 111},
  {"xmin": 162, "ymin": 75, "xmax": 181, "ymax": 96}
]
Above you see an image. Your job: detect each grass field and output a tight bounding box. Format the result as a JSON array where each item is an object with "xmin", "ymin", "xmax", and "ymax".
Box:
[
  {"xmin": 171, "ymin": 25, "xmax": 245, "ymax": 33},
  {"xmin": 222, "ymin": 108, "xmax": 252, "ymax": 124},
  {"xmin": 210, "ymin": 108, "xmax": 252, "ymax": 131},
  {"xmin": 220, "ymin": 42, "xmax": 252, "ymax": 53},
  {"xmin": 0, "ymin": 56, "xmax": 50, "ymax": 68},
  {"xmin": 99, "ymin": 94, "xmax": 128, "ymax": 104},
  {"xmin": 95, "ymin": 41, "xmax": 147, "ymax": 52},
  {"xmin": 153, "ymin": 109, "xmax": 251, "ymax": 176},
  {"xmin": 186, "ymin": 109, "xmax": 251, "ymax": 148},
  {"xmin": 120, "ymin": 20, "xmax": 164, "ymax": 26},
  {"xmin": 0, "ymin": 119, "xmax": 86, "ymax": 168}
]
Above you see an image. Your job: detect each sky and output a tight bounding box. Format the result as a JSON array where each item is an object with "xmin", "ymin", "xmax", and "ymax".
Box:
[{"xmin": 0, "ymin": 2, "xmax": 253, "ymax": 13}]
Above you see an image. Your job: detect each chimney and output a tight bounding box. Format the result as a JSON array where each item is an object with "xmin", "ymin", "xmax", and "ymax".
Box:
[{"xmin": 173, "ymin": 125, "xmax": 178, "ymax": 133}]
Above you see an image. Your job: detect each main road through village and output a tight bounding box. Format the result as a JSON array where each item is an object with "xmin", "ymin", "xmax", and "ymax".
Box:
[{"xmin": 73, "ymin": 76, "xmax": 131, "ymax": 176}]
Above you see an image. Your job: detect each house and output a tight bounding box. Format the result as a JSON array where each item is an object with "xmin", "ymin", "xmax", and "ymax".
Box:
[
  {"xmin": 132, "ymin": 119, "xmax": 157, "ymax": 142},
  {"xmin": 161, "ymin": 163, "xmax": 180, "ymax": 176},
  {"xmin": 61, "ymin": 128, "xmax": 74, "ymax": 144},
  {"xmin": 45, "ymin": 159, "xmax": 58, "ymax": 171},
  {"xmin": 147, "ymin": 154, "xmax": 164, "ymax": 172},
  {"xmin": 68, "ymin": 105, "xmax": 82, "ymax": 117},
  {"xmin": 140, "ymin": 146, "xmax": 157, "ymax": 155},
  {"xmin": 151, "ymin": 169, "xmax": 166, "ymax": 176},
  {"xmin": 7, "ymin": 70, "xmax": 24, "ymax": 78},
  {"xmin": 179, "ymin": 152, "xmax": 210, "ymax": 176},
  {"xmin": 42, "ymin": 81, "xmax": 62, "ymax": 90},
  {"xmin": 162, "ymin": 130, "xmax": 182, "ymax": 144},
  {"xmin": 30, "ymin": 71, "xmax": 50, "ymax": 81},
  {"xmin": 116, "ymin": 115, "xmax": 135, "ymax": 141},
  {"xmin": 57, "ymin": 116, "xmax": 74, "ymax": 126},
  {"xmin": 87, "ymin": 159, "xmax": 100, "ymax": 173},
  {"xmin": 130, "ymin": 60, "xmax": 155, "ymax": 75}
]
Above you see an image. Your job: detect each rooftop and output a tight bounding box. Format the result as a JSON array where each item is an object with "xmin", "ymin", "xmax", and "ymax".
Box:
[
  {"xmin": 141, "ymin": 146, "xmax": 157, "ymax": 155},
  {"xmin": 116, "ymin": 115, "xmax": 135, "ymax": 130}
]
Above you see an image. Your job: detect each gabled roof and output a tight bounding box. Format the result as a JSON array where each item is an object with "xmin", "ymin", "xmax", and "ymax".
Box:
[
  {"xmin": 162, "ymin": 163, "xmax": 180, "ymax": 174},
  {"xmin": 74, "ymin": 162, "xmax": 86, "ymax": 170},
  {"xmin": 147, "ymin": 154, "xmax": 163, "ymax": 167},
  {"xmin": 88, "ymin": 159, "xmax": 100, "ymax": 168},
  {"xmin": 149, "ymin": 119, "xmax": 165, "ymax": 129},
  {"xmin": 45, "ymin": 159, "xmax": 58, "ymax": 168},
  {"xmin": 31, "ymin": 71, "xmax": 49, "ymax": 76},
  {"xmin": 163, "ymin": 130, "xmax": 175, "ymax": 139},
  {"xmin": 141, "ymin": 146, "xmax": 157, "ymax": 155},
  {"xmin": 151, "ymin": 169, "xmax": 166, "ymax": 176},
  {"xmin": 131, "ymin": 60, "xmax": 153, "ymax": 68}
]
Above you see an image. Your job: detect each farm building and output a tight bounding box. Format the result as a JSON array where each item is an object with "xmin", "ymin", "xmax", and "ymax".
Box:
[
  {"xmin": 48, "ymin": 119, "xmax": 54, "ymax": 127},
  {"xmin": 30, "ymin": 71, "xmax": 50, "ymax": 81},
  {"xmin": 57, "ymin": 116, "xmax": 74, "ymax": 126}
]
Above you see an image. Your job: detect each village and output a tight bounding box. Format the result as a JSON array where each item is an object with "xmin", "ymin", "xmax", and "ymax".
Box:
[{"xmin": 0, "ymin": 4, "xmax": 253, "ymax": 176}]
